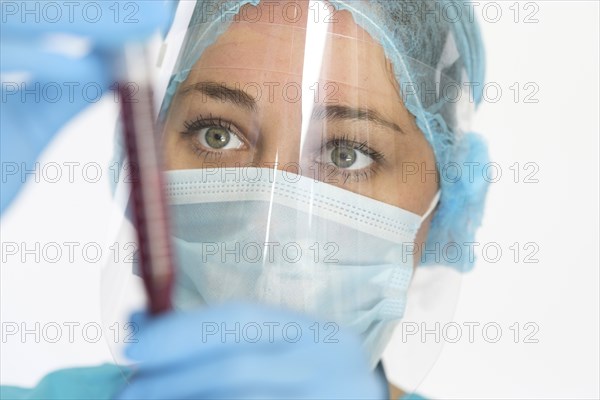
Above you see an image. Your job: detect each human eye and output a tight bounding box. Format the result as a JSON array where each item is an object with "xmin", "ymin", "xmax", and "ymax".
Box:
[
  {"xmin": 315, "ymin": 135, "xmax": 386, "ymax": 183},
  {"xmin": 181, "ymin": 114, "xmax": 247, "ymax": 159}
]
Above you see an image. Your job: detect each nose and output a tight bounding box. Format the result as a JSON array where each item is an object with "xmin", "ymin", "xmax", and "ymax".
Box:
[{"xmin": 251, "ymin": 101, "xmax": 306, "ymax": 175}]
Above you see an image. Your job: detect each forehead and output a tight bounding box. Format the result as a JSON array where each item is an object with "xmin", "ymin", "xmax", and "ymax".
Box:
[
  {"xmin": 226, "ymin": 0, "xmax": 372, "ymax": 37},
  {"xmin": 188, "ymin": 1, "xmax": 396, "ymax": 92}
]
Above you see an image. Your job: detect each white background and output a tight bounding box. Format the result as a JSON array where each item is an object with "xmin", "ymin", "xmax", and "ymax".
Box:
[{"xmin": 1, "ymin": 1, "xmax": 599, "ymax": 398}]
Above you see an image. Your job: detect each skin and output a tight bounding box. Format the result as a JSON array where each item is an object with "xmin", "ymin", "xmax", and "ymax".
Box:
[{"xmin": 161, "ymin": 2, "xmax": 439, "ymax": 397}]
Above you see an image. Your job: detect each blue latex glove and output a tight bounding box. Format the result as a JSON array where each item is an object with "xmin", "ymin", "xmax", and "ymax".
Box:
[
  {"xmin": 1, "ymin": 364, "xmax": 132, "ymax": 400},
  {"xmin": 0, "ymin": 1, "xmax": 172, "ymax": 213},
  {"xmin": 116, "ymin": 302, "xmax": 387, "ymax": 399}
]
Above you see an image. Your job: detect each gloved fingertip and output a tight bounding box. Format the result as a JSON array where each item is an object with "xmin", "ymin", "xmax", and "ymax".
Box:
[
  {"xmin": 122, "ymin": 310, "xmax": 181, "ymax": 361},
  {"xmin": 128, "ymin": 310, "xmax": 151, "ymax": 328},
  {"xmin": 160, "ymin": 0, "xmax": 179, "ymax": 38},
  {"xmin": 123, "ymin": 341, "xmax": 142, "ymax": 361}
]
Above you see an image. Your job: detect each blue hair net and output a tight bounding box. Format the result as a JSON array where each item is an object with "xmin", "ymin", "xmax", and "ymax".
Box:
[{"xmin": 156, "ymin": 0, "xmax": 490, "ymax": 271}]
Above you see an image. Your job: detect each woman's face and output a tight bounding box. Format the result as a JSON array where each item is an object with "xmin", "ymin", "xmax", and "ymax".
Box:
[{"xmin": 161, "ymin": 1, "xmax": 439, "ymax": 263}]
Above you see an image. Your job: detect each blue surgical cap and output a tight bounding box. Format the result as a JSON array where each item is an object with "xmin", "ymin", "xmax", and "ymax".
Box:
[{"xmin": 157, "ymin": 0, "xmax": 490, "ymax": 271}]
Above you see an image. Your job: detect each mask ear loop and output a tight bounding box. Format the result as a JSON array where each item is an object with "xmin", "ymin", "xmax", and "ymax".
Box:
[{"xmin": 421, "ymin": 190, "xmax": 441, "ymax": 222}]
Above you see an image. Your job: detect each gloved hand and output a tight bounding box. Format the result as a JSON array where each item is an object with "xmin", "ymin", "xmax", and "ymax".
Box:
[
  {"xmin": 0, "ymin": 1, "xmax": 172, "ymax": 213},
  {"xmin": 116, "ymin": 302, "xmax": 387, "ymax": 399}
]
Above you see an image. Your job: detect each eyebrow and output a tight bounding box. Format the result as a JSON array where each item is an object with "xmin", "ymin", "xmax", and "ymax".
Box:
[
  {"xmin": 179, "ymin": 81, "xmax": 257, "ymax": 111},
  {"xmin": 178, "ymin": 82, "xmax": 404, "ymax": 134},
  {"xmin": 311, "ymin": 105, "xmax": 405, "ymax": 134}
]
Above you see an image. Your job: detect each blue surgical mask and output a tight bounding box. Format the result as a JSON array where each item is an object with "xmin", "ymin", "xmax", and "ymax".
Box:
[{"xmin": 164, "ymin": 168, "xmax": 439, "ymax": 367}]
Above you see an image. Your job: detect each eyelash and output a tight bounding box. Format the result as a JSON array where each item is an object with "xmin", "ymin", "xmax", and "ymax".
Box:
[
  {"xmin": 180, "ymin": 116, "xmax": 387, "ymax": 182},
  {"xmin": 327, "ymin": 134, "xmax": 385, "ymax": 161},
  {"xmin": 181, "ymin": 114, "xmax": 244, "ymax": 161},
  {"xmin": 319, "ymin": 134, "xmax": 386, "ymax": 183},
  {"xmin": 183, "ymin": 114, "xmax": 234, "ymax": 133}
]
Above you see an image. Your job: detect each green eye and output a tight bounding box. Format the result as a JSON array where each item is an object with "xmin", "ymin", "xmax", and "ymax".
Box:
[
  {"xmin": 331, "ymin": 145, "xmax": 357, "ymax": 169},
  {"xmin": 204, "ymin": 127, "xmax": 231, "ymax": 149},
  {"xmin": 194, "ymin": 125, "xmax": 244, "ymax": 151},
  {"xmin": 319, "ymin": 142, "xmax": 375, "ymax": 171}
]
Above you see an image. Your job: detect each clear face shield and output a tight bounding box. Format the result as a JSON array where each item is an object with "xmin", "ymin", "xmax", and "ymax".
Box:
[{"xmin": 102, "ymin": 0, "xmax": 472, "ymax": 391}]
